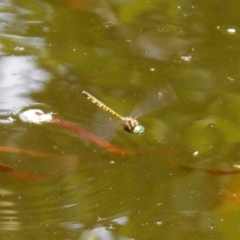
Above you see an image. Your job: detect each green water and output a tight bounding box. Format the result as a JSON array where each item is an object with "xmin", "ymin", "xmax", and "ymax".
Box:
[{"xmin": 0, "ymin": 0, "xmax": 240, "ymax": 239}]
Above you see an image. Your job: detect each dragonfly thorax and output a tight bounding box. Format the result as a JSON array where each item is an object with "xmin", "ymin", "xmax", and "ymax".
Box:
[{"xmin": 123, "ymin": 117, "xmax": 145, "ymax": 135}]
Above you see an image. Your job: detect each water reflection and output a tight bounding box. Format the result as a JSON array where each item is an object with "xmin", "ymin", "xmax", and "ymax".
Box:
[
  {"xmin": 0, "ymin": 188, "xmax": 20, "ymax": 231},
  {"xmin": 0, "ymin": 0, "xmax": 52, "ymax": 112},
  {"xmin": 217, "ymin": 25, "xmax": 240, "ymax": 39},
  {"xmin": 0, "ymin": 0, "xmax": 55, "ymax": 236},
  {"xmin": 0, "ymin": 56, "xmax": 50, "ymax": 110}
]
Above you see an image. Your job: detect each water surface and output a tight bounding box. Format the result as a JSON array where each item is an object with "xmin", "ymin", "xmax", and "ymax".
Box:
[{"xmin": 0, "ymin": 0, "xmax": 240, "ymax": 239}]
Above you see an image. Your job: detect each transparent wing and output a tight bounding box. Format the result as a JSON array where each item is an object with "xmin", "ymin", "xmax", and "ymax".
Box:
[
  {"xmin": 90, "ymin": 108, "xmax": 121, "ymax": 140},
  {"xmin": 131, "ymin": 85, "xmax": 177, "ymax": 118}
]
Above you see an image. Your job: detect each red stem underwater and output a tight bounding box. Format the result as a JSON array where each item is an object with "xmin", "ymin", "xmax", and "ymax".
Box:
[{"xmin": 51, "ymin": 117, "xmax": 132, "ymax": 155}]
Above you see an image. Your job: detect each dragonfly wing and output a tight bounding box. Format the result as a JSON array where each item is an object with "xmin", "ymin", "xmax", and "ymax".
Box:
[
  {"xmin": 90, "ymin": 109, "xmax": 120, "ymax": 140},
  {"xmin": 131, "ymin": 85, "xmax": 177, "ymax": 118}
]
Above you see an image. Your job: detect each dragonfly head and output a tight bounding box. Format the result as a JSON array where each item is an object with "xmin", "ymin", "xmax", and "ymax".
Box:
[
  {"xmin": 123, "ymin": 117, "xmax": 145, "ymax": 135},
  {"xmin": 133, "ymin": 124, "xmax": 145, "ymax": 135}
]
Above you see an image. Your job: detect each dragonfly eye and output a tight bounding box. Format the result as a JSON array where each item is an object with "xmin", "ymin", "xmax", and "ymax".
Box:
[{"xmin": 133, "ymin": 125, "xmax": 145, "ymax": 135}]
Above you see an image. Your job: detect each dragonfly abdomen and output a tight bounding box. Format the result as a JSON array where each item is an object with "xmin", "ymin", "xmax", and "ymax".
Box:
[{"xmin": 82, "ymin": 91, "xmax": 123, "ymax": 120}]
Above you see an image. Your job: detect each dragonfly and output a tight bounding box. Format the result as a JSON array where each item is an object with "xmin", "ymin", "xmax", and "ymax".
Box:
[{"xmin": 82, "ymin": 86, "xmax": 177, "ymax": 135}]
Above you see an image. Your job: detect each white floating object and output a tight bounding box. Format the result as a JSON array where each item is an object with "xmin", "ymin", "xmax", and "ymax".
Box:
[{"xmin": 19, "ymin": 109, "xmax": 53, "ymax": 124}]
